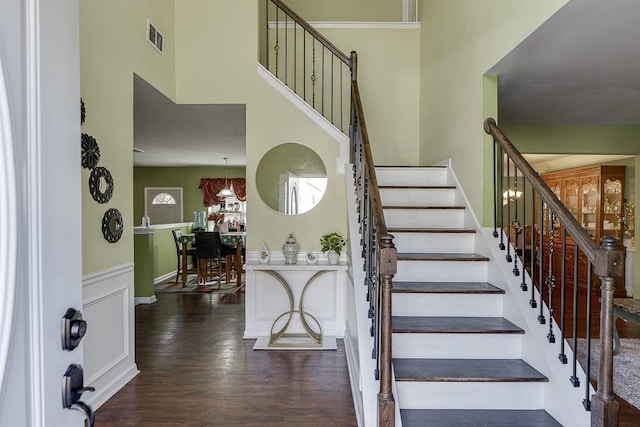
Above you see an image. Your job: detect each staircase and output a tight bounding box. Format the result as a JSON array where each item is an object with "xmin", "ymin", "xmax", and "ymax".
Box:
[{"xmin": 377, "ymin": 165, "xmax": 562, "ymax": 426}]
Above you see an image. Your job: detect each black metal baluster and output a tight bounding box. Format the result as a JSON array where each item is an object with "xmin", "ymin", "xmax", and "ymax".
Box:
[
  {"xmin": 532, "ymin": 198, "xmax": 542, "ymax": 309},
  {"xmin": 558, "ymin": 227, "xmax": 568, "ymax": 363},
  {"xmin": 570, "ymin": 243, "xmax": 580, "ymax": 386},
  {"xmin": 540, "ymin": 212, "xmax": 552, "ymax": 326},
  {"xmin": 499, "ymin": 147, "xmax": 505, "ymax": 250},
  {"xmin": 340, "ymin": 64, "xmax": 344, "ymax": 131},
  {"xmin": 521, "ymin": 176, "xmax": 528, "ymax": 290},
  {"xmin": 511, "ymin": 168, "xmax": 521, "ymax": 276},
  {"xmin": 331, "ymin": 55, "xmax": 334, "ymax": 124},
  {"xmin": 506, "ymin": 156, "xmax": 512, "ymax": 262},
  {"xmin": 265, "ymin": 0, "xmax": 269, "ymax": 70},
  {"xmin": 291, "ymin": 21, "xmax": 297, "ymax": 93},
  {"xmin": 493, "ymin": 139, "xmax": 498, "ymax": 238},
  {"xmin": 303, "ymin": 30, "xmax": 306, "ymax": 101},
  {"xmin": 583, "ymin": 262, "xmax": 593, "ymax": 411},
  {"xmin": 527, "ymin": 185, "xmax": 535, "ymax": 293},
  {"xmin": 284, "ymin": 14, "xmax": 288, "ymax": 85},
  {"xmin": 321, "ymin": 46, "xmax": 325, "ymax": 115},
  {"xmin": 274, "ymin": 6, "xmax": 279, "ymax": 77},
  {"xmin": 546, "ymin": 213, "xmax": 556, "ymax": 338},
  {"xmin": 311, "ymin": 39, "xmax": 316, "ymax": 108}
]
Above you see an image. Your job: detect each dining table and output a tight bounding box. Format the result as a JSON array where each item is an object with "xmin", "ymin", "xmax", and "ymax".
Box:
[{"xmin": 180, "ymin": 232, "xmax": 246, "ymax": 287}]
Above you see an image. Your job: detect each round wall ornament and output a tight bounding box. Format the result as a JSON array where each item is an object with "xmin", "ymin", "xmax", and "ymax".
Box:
[
  {"xmin": 102, "ymin": 208, "xmax": 123, "ymax": 243},
  {"xmin": 81, "ymin": 133, "xmax": 100, "ymax": 169},
  {"xmin": 89, "ymin": 166, "xmax": 114, "ymax": 203},
  {"xmin": 81, "ymin": 98, "xmax": 86, "ymax": 124}
]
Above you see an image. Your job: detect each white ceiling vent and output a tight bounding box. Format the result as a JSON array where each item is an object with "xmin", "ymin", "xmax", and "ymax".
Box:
[{"xmin": 147, "ymin": 19, "xmax": 164, "ymax": 55}]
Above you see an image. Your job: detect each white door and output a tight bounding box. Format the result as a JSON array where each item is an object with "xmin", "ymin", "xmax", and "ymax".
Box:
[{"xmin": 0, "ymin": 0, "xmax": 84, "ymax": 426}]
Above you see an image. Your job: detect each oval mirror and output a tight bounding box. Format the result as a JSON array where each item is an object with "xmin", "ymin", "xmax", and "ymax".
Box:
[{"xmin": 256, "ymin": 143, "xmax": 327, "ymax": 215}]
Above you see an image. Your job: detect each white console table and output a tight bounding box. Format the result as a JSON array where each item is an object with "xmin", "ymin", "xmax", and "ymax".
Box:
[{"xmin": 243, "ymin": 261, "xmax": 347, "ymax": 349}]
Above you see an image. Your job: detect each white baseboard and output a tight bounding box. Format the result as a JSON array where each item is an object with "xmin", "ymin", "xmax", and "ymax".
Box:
[
  {"xmin": 134, "ymin": 295, "xmax": 157, "ymax": 305},
  {"xmin": 344, "ymin": 334, "xmax": 364, "ymax": 427},
  {"xmin": 86, "ymin": 363, "xmax": 139, "ymax": 410},
  {"xmin": 154, "ymin": 265, "xmax": 194, "ymax": 285}
]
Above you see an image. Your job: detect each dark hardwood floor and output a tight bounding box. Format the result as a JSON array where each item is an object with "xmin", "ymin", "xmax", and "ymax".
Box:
[
  {"xmin": 95, "ymin": 292, "xmax": 358, "ymax": 426},
  {"xmin": 95, "ymin": 287, "xmax": 640, "ymax": 426}
]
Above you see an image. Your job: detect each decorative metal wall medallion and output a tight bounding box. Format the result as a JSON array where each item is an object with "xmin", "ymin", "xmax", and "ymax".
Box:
[
  {"xmin": 89, "ymin": 166, "xmax": 114, "ymax": 203},
  {"xmin": 81, "ymin": 133, "xmax": 100, "ymax": 169},
  {"xmin": 102, "ymin": 208, "xmax": 123, "ymax": 243},
  {"xmin": 81, "ymin": 98, "xmax": 86, "ymax": 124}
]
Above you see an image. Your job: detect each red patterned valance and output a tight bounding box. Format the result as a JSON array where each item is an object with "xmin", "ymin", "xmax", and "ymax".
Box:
[{"xmin": 199, "ymin": 177, "xmax": 246, "ymax": 206}]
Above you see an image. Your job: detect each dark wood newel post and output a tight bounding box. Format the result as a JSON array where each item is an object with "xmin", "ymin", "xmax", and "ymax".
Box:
[
  {"xmin": 592, "ymin": 236, "xmax": 622, "ymax": 427},
  {"xmin": 378, "ymin": 234, "xmax": 397, "ymax": 427}
]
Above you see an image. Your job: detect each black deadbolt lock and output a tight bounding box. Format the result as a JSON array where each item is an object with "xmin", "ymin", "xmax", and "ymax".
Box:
[{"xmin": 62, "ymin": 308, "xmax": 87, "ymax": 351}]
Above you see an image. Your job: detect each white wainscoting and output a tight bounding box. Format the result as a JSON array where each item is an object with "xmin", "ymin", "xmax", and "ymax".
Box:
[{"xmin": 82, "ymin": 263, "xmax": 139, "ymax": 409}]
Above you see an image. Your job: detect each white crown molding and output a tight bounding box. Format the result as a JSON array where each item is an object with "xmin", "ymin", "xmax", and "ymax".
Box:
[{"xmin": 268, "ymin": 21, "xmax": 420, "ymax": 30}]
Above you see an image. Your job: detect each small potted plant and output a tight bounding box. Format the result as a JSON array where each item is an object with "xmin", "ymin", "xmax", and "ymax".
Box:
[{"xmin": 320, "ymin": 232, "xmax": 347, "ymax": 264}]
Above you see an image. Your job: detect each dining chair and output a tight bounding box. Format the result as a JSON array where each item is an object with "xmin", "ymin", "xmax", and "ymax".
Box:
[
  {"xmin": 194, "ymin": 232, "xmax": 236, "ymax": 289},
  {"xmin": 172, "ymin": 229, "xmax": 197, "ymax": 283}
]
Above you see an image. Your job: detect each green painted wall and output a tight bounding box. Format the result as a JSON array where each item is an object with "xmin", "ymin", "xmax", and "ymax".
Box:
[
  {"xmin": 134, "ymin": 233, "xmax": 155, "ymax": 297},
  {"xmin": 152, "ymin": 226, "xmax": 192, "ymax": 279},
  {"xmin": 501, "ymin": 124, "xmax": 640, "ymax": 155},
  {"xmin": 417, "ymin": 0, "xmax": 568, "ymax": 226},
  {"xmin": 81, "ymin": 0, "xmax": 176, "ymax": 274},
  {"xmin": 133, "ymin": 166, "xmax": 246, "ymax": 223},
  {"xmin": 175, "ymin": 1, "xmax": 348, "ymax": 253},
  {"xmin": 281, "ymin": 0, "xmax": 402, "ymax": 22}
]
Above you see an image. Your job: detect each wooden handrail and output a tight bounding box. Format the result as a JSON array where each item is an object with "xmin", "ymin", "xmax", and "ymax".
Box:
[
  {"xmin": 484, "ymin": 118, "xmax": 598, "ymax": 260},
  {"xmin": 485, "ymin": 117, "xmax": 621, "ymax": 426},
  {"xmin": 352, "ymin": 80, "xmax": 387, "ymax": 237},
  {"xmin": 269, "ymin": 0, "xmax": 351, "ymax": 65}
]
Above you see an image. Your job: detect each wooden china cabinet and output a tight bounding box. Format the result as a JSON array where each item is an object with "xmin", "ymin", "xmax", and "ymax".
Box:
[{"xmin": 535, "ymin": 165, "xmax": 626, "ymax": 297}]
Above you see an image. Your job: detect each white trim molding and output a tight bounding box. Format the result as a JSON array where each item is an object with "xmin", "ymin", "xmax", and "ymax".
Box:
[{"xmin": 0, "ymin": 33, "xmax": 18, "ymax": 405}]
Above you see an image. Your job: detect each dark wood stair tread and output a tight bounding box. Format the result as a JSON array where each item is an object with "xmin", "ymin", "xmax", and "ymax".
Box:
[
  {"xmin": 392, "ymin": 316, "xmax": 524, "ymax": 334},
  {"xmin": 398, "ymin": 253, "xmax": 490, "ymax": 261},
  {"xmin": 393, "ymin": 358, "xmax": 548, "ymax": 382},
  {"xmin": 401, "ymin": 409, "xmax": 562, "ymax": 427},
  {"xmin": 388, "ymin": 227, "xmax": 476, "ymax": 234},
  {"xmin": 393, "ymin": 281, "xmax": 504, "ymax": 294}
]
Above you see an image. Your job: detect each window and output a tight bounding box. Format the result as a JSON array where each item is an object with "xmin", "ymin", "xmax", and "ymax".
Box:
[{"xmin": 144, "ymin": 187, "xmax": 182, "ymax": 225}]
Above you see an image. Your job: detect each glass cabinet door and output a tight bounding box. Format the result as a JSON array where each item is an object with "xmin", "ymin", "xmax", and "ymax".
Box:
[
  {"xmin": 564, "ymin": 179, "xmax": 580, "ymax": 221},
  {"xmin": 581, "ymin": 177, "xmax": 599, "ymax": 239},
  {"xmin": 603, "ymin": 178, "xmax": 623, "ymax": 240}
]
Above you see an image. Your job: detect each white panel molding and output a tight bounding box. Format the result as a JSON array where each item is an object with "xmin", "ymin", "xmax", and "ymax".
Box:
[
  {"xmin": 82, "ymin": 263, "xmax": 139, "ymax": 410},
  {"xmin": 84, "ymin": 287, "xmax": 129, "ymax": 384},
  {"xmin": 344, "ymin": 334, "xmax": 364, "ymax": 427},
  {"xmin": 83, "ymin": 263, "xmax": 134, "ymax": 288}
]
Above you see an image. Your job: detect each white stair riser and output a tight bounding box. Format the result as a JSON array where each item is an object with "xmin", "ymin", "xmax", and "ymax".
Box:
[
  {"xmin": 395, "ymin": 382, "xmax": 545, "ymax": 410},
  {"xmin": 384, "ymin": 210, "xmax": 464, "ymax": 228},
  {"xmin": 380, "ymin": 188, "xmax": 456, "ymax": 206},
  {"xmin": 393, "ymin": 334, "xmax": 522, "ymax": 359},
  {"xmin": 392, "ymin": 293, "xmax": 503, "ymax": 317},
  {"xmin": 395, "ymin": 260, "xmax": 488, "ymax": 282},
  {"xmin": 393, "ymin": 232, "xmax": 475, "ymax": 253},
  {"xmin": 376, "ymin": 167, "xmax": 448, "ymax": 187}
]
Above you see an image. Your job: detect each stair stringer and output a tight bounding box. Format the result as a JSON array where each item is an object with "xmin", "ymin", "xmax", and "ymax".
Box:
[{"xmin": 444, "ymin": 164, "xmax": 592, "ymax": 426}]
